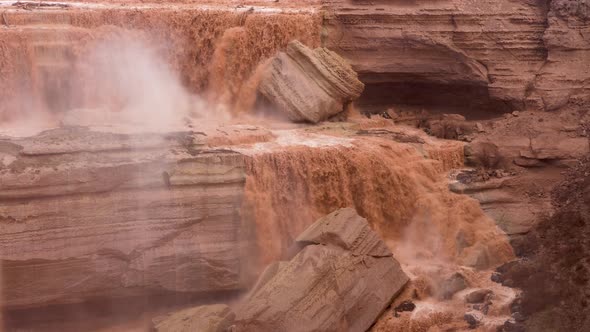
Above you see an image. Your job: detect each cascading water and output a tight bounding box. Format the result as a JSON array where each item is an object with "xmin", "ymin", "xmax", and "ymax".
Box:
[
  {"xmin": 0, "ymin": 4, "xmax": 321, "ymax": 124},
  {"xmin": 0, "ymin": 2, "xmax": 519, "ymax": 331},
  {"xmin": 239, "ymin": 130, "xmax": 513, "ymax": 268},
  {"xmin": 235, "ymin": 125, "xmax": 516, "ymax": 330}
]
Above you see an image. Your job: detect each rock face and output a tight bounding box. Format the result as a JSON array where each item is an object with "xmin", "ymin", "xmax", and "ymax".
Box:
[
  {"xmin": 323, "ymin": 0, "xmax": 590, "ymax": 112},
  {"xmin": 0, "ymin": 128, "xmax": 248, "ymax": 309},
  {"xmin": 232, "ymin": 208, "xmax": 408, "ymax": 332},
  {"xmin": 535, "ymin": 0, "xmax": 590, "ymax": 110},
  {"xmin": 153, "ymin": 304, "xmax": 235, "ymax": 332},
  {"xmin": 257, "ymin": 40, "xmax": 365, "ymax": 123}
]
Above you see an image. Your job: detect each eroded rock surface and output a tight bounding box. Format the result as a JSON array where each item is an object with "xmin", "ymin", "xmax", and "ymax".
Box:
[
  {"xmin": 0, "ymin": 127, "xmax": 248, "ymax": 309},
  {"xmin": 257, "ymin": 40, "xmax": 365, "ymax": 123},
  {"xmin": 232, "ymin": 208, "xmax": 408, "ymax": 332},
  {"xmin": 323, "ymin": 0, "xmax": 590, "ymax": 112},
  {"xmin": 153, "ymin": 304, "xmax": 235, "ymax": 332}
]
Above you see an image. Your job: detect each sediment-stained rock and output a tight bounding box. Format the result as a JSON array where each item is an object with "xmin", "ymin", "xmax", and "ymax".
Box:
[
  {"xmin": 257, "ymin": 40, "xmax": 365, "ymax": 123},
  {"xmin": 0, "ymin": 127, "xmax": 248, "ymax": 309},
  {"xmin": 232, "ymin": 208, "xmax": 408, "ymax": 332}
]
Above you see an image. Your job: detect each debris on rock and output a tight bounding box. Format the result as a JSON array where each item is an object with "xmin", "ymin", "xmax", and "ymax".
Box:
[
  {"xmin": 472, "ymin": 302, "xmax": 491, "ymax": 315},
  {"xmin": 257, "ymin": 40, "xmax": 365, "ymax": 123}
]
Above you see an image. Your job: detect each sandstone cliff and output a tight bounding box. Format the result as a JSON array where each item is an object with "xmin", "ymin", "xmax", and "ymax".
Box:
[
  {"xmin": 323, "ymin": 0, "xmax": 589, "ymax": 113},
  {"xmin": 0, "ymin": 128, "xmax": 247, "ymax": 309}
]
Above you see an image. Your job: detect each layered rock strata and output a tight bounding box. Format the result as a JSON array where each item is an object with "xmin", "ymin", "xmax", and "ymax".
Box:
[
  {"xmin": 257, "ymin": 40, "xmax": 364, "ymax": 123},
  {"xmin": 323, "ymin": 0, "xmax": 589, "ymax": 113},
  {"xmin": 0, "ymin": 127, "xmax": 247, "ymax": 309}
]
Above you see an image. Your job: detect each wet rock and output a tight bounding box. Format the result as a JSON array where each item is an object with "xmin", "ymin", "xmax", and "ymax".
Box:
[
  {"xmin": 472, "ymin": 303, "xmax": 491, "ymax": 315},
  {"xmin": 257, "ymin": 40, "xmax": 364, "ymax": 123},
  {"xmin": 464, "ymin": 311, "xmax": 484, "ymax": 329},
  {"xmin": 296, "ymin": 207, "xmax": 391, "ymax": 257},
  {"xmin": 233, "ymin": 208, "xmax": 408, "ymax": 332},
  {"xmin": 461, "ymin": 243, "xmax": 493, "ymax": 270},
  {"xmin": 439, "ymin": 272, "xmax": 468, "ymax": 300},
  {"xmin": 394, "ymin": 300, "xmax": 416, "ymax": 313},
  {"xmin": 498, "ymin": 319, "xmax": 525, "ymax": 332},
  {"xmin": 152, "ymin": 304, "xmax": 235, "ymax": 332},
  {"xmin": 465, "ymin": 289, "xmax": 493, "ymax": 304},
  {"xmin": 512, "ymin": 311, "xmax": 526, "ymax": 322}
]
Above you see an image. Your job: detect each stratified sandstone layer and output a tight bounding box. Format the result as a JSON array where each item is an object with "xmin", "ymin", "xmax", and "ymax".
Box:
[
  {"xmin": 535, "ymin": 0, "xmax": 590, "ymax": 110},
  {"xmin": 322, "ymin": 0, "xmax": 548, "ymax": 111},
  {"xmin": 0, "ymin": 128, "xmax": 247, "ymax": 309},
  {"xmin": 323, "ymin": 0, "xmax": 589, "ymax": 113},
  {"xmin": 257, "ymin": 40, "xmax": 364, "ymax": 123}
]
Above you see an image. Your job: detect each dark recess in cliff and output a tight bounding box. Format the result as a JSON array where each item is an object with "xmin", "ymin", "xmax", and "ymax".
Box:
[{"xmin": 357, "ymin": 81, "xmax": 512, "ymax": 119}]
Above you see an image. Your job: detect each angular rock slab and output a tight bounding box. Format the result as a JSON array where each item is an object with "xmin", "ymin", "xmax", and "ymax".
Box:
[
  {"xmin": 153, "ymin": 304, "xmax": 235, "ymax": 332},
  {"xmin": 233, "ymin": 208, "xmax": 408, "ymax": 332},
  {"xmin": 296, "ymin": 207, "xmax": 391, "ymax": 257},
  {"xmin": 258, "ymin": 40, "xmax": 364, "ymax": 123}
]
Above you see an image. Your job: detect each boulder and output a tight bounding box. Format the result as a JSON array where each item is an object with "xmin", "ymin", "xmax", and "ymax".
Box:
[
  {"xmin": 152, "ymin": 304, "xmax": 235, "ymax": 332},
  {"xmin": 465, "ymin": 289, "xmax": 493, "ymax": 304},
  {"xmin": 464, "ymin": 311, "xmax": 484, "ymax": 329},
  {"xmin": 438, "ymin": 272, "xmax": 468, "ymax": 300},
  {"xmin": 232, "ymin": 208, "xmax": 408, "ymax": 332},
  {"xmin": 296, "ymin": 207, "xmax": 391, "ymax": 257},
  {"xmin": 257, "ymin": 40, "xmax": 364, "ymax": 123}
]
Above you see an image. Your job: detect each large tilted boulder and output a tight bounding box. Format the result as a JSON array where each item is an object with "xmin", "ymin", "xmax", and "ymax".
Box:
[
  {"xmin": 257, "ymin": 40, "xmax": 365, "ymax": 123},
  {"xmin": 233, "ymin": 208, "xmax": 408, "ymax": 332}
]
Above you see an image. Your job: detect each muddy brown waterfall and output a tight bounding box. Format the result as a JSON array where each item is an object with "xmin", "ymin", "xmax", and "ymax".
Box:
[{"xmin": 1, "ymin": 0, "xmax": 589, "ymax": 331}]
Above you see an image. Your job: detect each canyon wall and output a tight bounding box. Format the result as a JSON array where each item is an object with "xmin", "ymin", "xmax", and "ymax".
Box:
[
  {"xmin": 1, "ymin": 1, "xmax": 587, "ymax": 119},
  {"xmin": 535, "ymin": 0, "xmax": 590, "ymax": 110},
  {"xmin": 323, "ymin": 0, "xmax": 589, "ymax": 114},
  {"xmin": 0, "ymin": 128, "xmax": 248, "ymax": 309}
]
